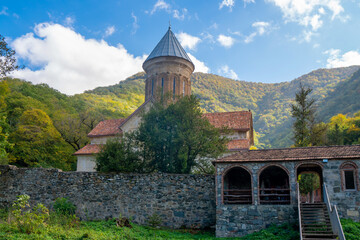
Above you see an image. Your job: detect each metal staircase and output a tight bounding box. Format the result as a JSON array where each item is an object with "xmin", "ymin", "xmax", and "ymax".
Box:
[{"xmin": 297, "ymin": 183, "xmax": 346, "ymax": 240}]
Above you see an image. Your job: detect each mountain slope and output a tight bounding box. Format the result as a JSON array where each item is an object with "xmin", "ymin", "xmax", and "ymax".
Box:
[{"xmin": 3, "ymin": 66, "xmax": 360, "ymax": 151}]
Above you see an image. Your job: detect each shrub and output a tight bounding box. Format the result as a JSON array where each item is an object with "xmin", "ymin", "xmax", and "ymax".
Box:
[
  {"xmin": 147, "ymin": 213, "xmax": 162, "ymax": 228},
  {"xmin": 53, "ymin": 197, "xmax": 76, "ymax": 215},
  {"xmin": 10, "ymin": 194, "xmax": 49, "ymax": 233}
]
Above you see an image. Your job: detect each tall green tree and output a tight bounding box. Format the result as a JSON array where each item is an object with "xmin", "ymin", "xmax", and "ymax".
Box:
[
  {"xmin": 135, "ymin": 95, "xmax": 229, "ymax": 174},
  {"xmin": 291, "ymin": 83, "xmax": 317, "ymax": 147},
  {"xmin": 0, "ymin": 34, "xmax": 20, "ymax": 77},
  {"xmin": 96, "ymin": 136, "xmax": 151, "ymax": 173},
  {"xmin": 9, "ymin": 109, "xmax": 74, "ymax": 169}
]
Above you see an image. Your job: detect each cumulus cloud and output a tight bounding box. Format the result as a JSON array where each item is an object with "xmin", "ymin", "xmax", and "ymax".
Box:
[
  {"xmin": 104, "ymin": 26, "xmax": 115, "ymax": 37},
  {"xmin": 267, "ymin": 0, "xmax": 343, "ymax": 31},
  {"xmin": 244, "ymin": 21, "xmax": 271, "ymax": 43},
  {"xmin": 176, "ymin": 32, "xmax": 201, "ymax": 50},
  {"xmin": 218, "ymin": 65, "xmax": 238, "ymax": 79},
  {"xmin": 217, "ymin": 34, "xmax": 235, "ymax": 48},
  {"xmin": 219, "ymin": 0, "xmax": 235, "ymax": 11},
  {"xmin": 188, "ymin": 53, "xmax": 210, "ymax": 73},
  {"xmin": 11, "ymin": 23, "xmax": 147, "ymax": 95},
  {"xmin": 324, "ymin": 49, "xmax": 360, "ymax": 68}
]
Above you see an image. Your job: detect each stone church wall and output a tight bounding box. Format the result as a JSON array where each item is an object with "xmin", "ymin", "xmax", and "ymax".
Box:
[{"xmin": 0, "ymin": 165, "xmax": 215, "ymax": 229}]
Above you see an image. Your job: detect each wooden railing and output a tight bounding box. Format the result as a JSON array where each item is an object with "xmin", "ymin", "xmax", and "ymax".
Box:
[
  {"xmin": 259, "ymin": 188, "xmax": 291, "ymax": 204},
  {"xmin": 223, "ymin": 189, "xmax": 252, "ymax": 204}
]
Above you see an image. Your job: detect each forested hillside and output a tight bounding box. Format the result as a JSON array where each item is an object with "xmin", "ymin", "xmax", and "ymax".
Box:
[{"xmin": 1, "ymin": 66, "xmax": 360, "ymax": 170}]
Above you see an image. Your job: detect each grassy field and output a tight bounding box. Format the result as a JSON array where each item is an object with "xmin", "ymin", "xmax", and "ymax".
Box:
[
  {"xmin": 0, "ymin": 217, "xmax": 300, "ymax": 240},
  {"xmin": 1, "ymin": 205, "xmax": 358, "ymax": 240}
]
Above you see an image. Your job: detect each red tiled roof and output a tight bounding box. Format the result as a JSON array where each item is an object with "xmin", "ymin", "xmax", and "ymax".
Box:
[
  {"xmin": 227, "ymin": 139, "xmax": 250, "ymax": 150},
  {"xmin": 74, "ymin": 144, "xmax": 103, "ymax": 155},
  {"xmin": 87, "ymin": 119, "xmax": 125, "ymax": 137},
  {"xmin": 214, "ymin": 145, "xmax": 360, "ymax": 163},
  {"xmin": 203, "ymin": 111, "xmax": 252, "ymax": 130}
]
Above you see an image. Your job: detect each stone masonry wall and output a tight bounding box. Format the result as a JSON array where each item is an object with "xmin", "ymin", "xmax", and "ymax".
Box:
[{"xmin": 0, "ymin": 165, "xmax": 215, "ymax": 229}]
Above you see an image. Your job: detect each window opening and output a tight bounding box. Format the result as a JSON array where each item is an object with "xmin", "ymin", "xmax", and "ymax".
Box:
[
  {"xmin": 173, "ymin": 77, "xmax": 176, "ymax": 100},
  {"xmin": 183, "ymin": 81, "xmax": 185, "ymax": 96},
  {"xmin": 223, "ymin": 167, "xmax": 252, "ymax": 204},
  {"xmin": 161, "ymin": 78, "xmax": 164, "ymax": 97},
  {"xmin": 259, "ymin": 166, "xmax": 290, "ymax": 205},
  {"xmin": 151, "ymin": 79, "xmax": 154, "ymax": 96},
  {"xmin": 345, "ymin": 170, "xmax": 355, "ymax": 190},
  {"xmin": 341, "ymin": 163, "xmax": 358, "ymax": 191}
]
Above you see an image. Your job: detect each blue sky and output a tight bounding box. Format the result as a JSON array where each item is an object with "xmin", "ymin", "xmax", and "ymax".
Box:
[{"xmin": 1, "ymin": 0, "xmax": 360, "ymax": 94}]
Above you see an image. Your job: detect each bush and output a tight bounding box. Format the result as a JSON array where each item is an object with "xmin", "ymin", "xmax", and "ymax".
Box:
[
  {"xmin": 341, "ymin": 218, "xmax": 360, "ymax": 240},
  {"xmin": 10, "ymin": 194, "xmax": 49, "ymax": 233},
  {"xmin": 53, "ymin": 197, "xmax": 76, "ymax": 215},
  {"xmin": 147, "ymin": 213, "xmax": 162, "ymax": 228}
]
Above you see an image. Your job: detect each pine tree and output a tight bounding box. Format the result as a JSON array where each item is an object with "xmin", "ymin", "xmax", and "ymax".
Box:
[{"xmin": 291, "ymin": 83, "xmax": 316, "ymax": 147}]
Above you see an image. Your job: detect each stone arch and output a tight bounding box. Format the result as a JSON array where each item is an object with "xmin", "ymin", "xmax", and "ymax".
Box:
[
  {"xmin": 296, "ymin": 162, "xmax": 324, "ymax": 202},
  {"xmin": 222, "ymin": 165, "xmax": 253, "ymax": 204},
  {"xmin": 258, "ymin": 164, "xmax": 290, "ymax": 205}
]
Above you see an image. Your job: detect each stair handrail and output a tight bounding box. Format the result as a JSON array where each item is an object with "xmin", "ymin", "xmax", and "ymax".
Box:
[
  {"xmin": 323, "ymin": 183, "xmax": 346, "ymax": 240},
  {"xmin": 297, "ymin": 183, "xmax": 303, "ymax": 240}
]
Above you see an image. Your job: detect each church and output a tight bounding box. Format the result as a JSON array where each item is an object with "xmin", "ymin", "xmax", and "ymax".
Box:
[
  {"xmin": 72, "ymin": 26, "xmax": 360, "ymax": 239},
  {"xmin": 74, "ymin": 26, "xmax": 254, "ymax": 172}
]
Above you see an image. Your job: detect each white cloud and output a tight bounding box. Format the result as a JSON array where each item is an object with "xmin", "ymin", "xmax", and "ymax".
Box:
[
  {"xmin": 303, "ymin": 30, "xmax": 314, "ymax": 42},
  {"xmin": 150, "ymin": 0, "xmax": 171, "ymax": 14},
  {"xmin": 64, "ymin": 16, "xmax": 75, "ymax": 26},
  {"xmin": 217, "ymin": 34, "xmax": 235, "ymax": 48},
  {"xmin": 188, "ymin": 53, "xmax": 210, "ymax": 73},
  {"xmin": 104, "ymin": 26, "xmax": 115, "ymax": 37},
  {"xmin": 176, "ymin": 32, "xmax": 201, "ymax": 50},
  {"xmin": 0, "ymin": 6, "xmax": 8, "ymax": 15},
  {"xmin": 11, "ymin": 23, "xmax": 147, "ymax": 95},
  {"xmin": 243, "ymin": 0, "xmax": 255, "ymax": 7},
  {"xmin": 218, "ymin": 65, "xmax": 238, "ymax": 79},
  {"xmin": 244, "ymin": 21, "xmax": 271, "ymax": 43},
  {"xmin": 173, "ymin": 8, "xmax": 188, "ymax": 20},
  {"xmin": 131, "ymin": 12, "xmax": 139, "ymax": 34},
  {"xmin": 219, "ymin": 0, "xmax": 235, "ymax": 11},
  {"xmin": 267, "ymin": 0, "xmax": 343, "ymax": 31},
  {"xmin": 324, "ymin": 49, "xmax": 360, "ymax": 68}
]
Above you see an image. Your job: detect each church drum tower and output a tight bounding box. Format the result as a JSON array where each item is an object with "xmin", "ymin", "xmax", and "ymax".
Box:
[{"xmin": 142, "ymin": 26, "xmax": 195, "ymax": 101}]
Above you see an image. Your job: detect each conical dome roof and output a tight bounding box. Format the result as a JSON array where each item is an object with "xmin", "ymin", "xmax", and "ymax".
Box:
[{"xmin": 144, "ymin": 27, "xmax": 193, "ymax": 64}]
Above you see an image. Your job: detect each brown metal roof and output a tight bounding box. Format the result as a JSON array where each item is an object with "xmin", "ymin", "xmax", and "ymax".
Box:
[
  {"xmin": 214, "ymin": 145, "xmax": 360, "ymax": 163},
  {"xmin": 74, "ymin": 144, "xmax": 102, "ymax": 155},
  {"xmin": 203, "ymin": 111, "xmax": 252, "ymax": 130}
]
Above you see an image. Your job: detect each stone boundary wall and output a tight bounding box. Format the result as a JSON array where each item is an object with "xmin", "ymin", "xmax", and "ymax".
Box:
[{"xmin": 0, "ymin": 165, "xmax": 216, "ymax": 229}]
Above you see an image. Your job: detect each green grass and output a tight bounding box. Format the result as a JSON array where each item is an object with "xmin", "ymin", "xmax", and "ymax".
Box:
[
  {"xmin": 0, "ymin": 218, "xmax": 301, "ymax": 240},
  {"xmin": 341, "ymin": 218, "xmax": 360, "ymax": 240}
]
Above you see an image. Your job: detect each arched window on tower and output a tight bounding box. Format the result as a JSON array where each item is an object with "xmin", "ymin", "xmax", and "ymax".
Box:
[
  {"xmin": 151, "ymin": 79, "xmax": 154, "ymax": 96},
  {"xmin": 173, "ymin": 77, "xmax": 176, "ymax": 100},
  {"xmin": 183, "ymin": 80, "xmax": 185, "ymax": 96},
  {"xmin": 161, "ymin": 77, "xmax": 164, "ymax": 97}
]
